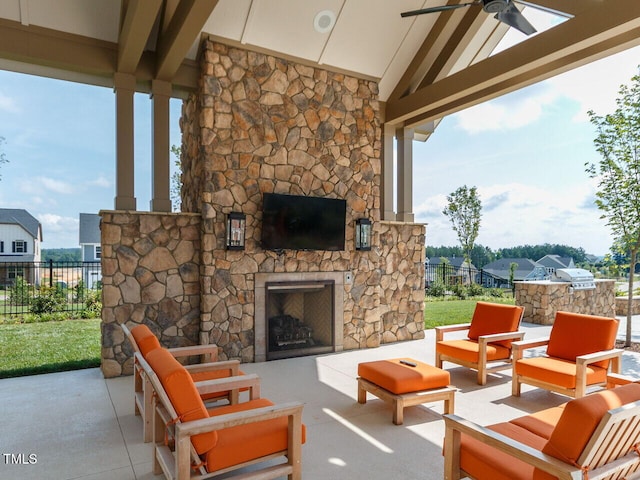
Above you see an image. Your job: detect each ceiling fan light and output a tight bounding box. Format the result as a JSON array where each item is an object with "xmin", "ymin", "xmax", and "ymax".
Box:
[{"xmin": 482, "ymin": 0, "xmax": 509, "ymax": 13}]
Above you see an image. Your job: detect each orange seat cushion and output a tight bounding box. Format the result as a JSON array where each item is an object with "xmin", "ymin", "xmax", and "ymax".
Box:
[
  {"xmin": 515, "ymin": 356, "xmax": 608, "ymax": 389},
  {"xmin": 467, "ymin": 302, "xmax": 523, "ymax": 348},
  {"xmin": 358, "ymin": 358, "xmax": 450, "ymax": 394},
  {"xmin": 460, "ymin": 422, "xmax": 551, "ymax": 480},
  {"xmin": 204, "ymin": 398, "xmax": 307, "ymax": 473},
  {"xmin": 191, "ymin": 368, "xmax": 248, "ymax": 401},
  {"xmin": 131, "ymin": 324, "xmax": 161, "ymax": 357},
  {"xmin": 436, "ymin": 339, "xmax": 511, "ymax": 363},
  {"xmin": 542, "ymin": 383, "xmax": 640, "ymax": 465},
  {"xmin": 546, "ymin": 312, "xmax": 618, "ymax": 369},
  {"xmin": 509, "ymin": 404, "xmax": 566, "ymax": 440},
  {"xmin": 145, "ymin": 348, "xmax": 217, "ymax": 455}
]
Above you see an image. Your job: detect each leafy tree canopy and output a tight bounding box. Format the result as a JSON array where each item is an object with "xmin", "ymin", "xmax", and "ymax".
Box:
[
  {"xmin": 426, "ymin": 243, "xmax": 588, "ymax": 268},
  {"xmin": 42, "ymin": 248, "xmax": 81, "ymax": 262}
]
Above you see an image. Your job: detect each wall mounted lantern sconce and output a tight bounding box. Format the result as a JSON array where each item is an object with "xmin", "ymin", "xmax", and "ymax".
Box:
[
  {"xmin": 226, "ymin": 212, "xmax": 246, "ymax": 250},
  {"xmin": 355, "ymin": 218, "xmax": 371, "ymax": 251}
]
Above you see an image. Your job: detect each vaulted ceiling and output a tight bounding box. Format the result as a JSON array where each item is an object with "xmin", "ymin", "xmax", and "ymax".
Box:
[{"xmin": 0, "ymin": 0, "xmax": 639, "ymax": 130}]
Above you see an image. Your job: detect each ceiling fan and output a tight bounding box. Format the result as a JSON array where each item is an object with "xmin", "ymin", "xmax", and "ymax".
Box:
[{"xmin": 401, "ymin": 0, "xmax": 558, "ymax": 36}]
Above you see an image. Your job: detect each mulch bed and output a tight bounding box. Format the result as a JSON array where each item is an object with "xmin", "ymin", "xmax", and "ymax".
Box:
[{"xmin": 615, "ymin": 340, "xmax": 640, "ymax": 353}]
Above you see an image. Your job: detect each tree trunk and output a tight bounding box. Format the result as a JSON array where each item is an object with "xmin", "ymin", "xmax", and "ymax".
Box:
[{"xmin": 625, "ymin": 249, "xmax": 637, "ymax": 347}]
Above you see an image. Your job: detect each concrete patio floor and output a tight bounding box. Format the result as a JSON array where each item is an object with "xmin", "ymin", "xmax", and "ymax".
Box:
[{"xmin": 3, "ymin": 322, "xmax": 640, "ymax": 480}]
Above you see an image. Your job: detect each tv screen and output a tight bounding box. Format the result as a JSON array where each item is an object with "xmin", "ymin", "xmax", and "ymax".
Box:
[{"xmin": 261, "ymin": 193, "xmax": 346, "ymax": 251}]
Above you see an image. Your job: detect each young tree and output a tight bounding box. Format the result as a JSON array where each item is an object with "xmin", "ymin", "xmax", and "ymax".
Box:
[
  {"xmin": 170, "ymin": 145, "xmax": 182, "ymax": 211},
  {"xmin": 0, "ymin": 136, "xmax": 8, "ymax": 180},
  {"xmin": 443, "ymin": 185, "xmax": 482, "ymax": 283},
  {"xmin": 586, "ymin": 69, "xmax": 640, "ymax": 346}
]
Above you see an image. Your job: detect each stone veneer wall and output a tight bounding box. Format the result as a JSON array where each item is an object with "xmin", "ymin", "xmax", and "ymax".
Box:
[
  {"xmin": 100, "ymin": 211, "xmax": 201, "ymax": 377},
  {"xmin": 515, "ymin": 280, "xmax": 615, "ymax": 325},
  {"xmin": 179, "ymin": 38, "xmax": 424, "ymax": 360}
]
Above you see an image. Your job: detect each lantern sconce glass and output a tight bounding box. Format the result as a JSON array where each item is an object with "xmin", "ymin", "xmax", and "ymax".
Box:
[
  {"xmin": 355, "ymin": 218, "xmax": 372, "ymax": 251},
  {"xmin": 226, "ymin": 212, "xmax": 246, "ymax": 250}
]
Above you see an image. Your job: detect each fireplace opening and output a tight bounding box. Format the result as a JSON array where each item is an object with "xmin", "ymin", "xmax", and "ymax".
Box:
[{"xmin": 266, "ymin": 280, "xmax": 335, "ymax": 360}]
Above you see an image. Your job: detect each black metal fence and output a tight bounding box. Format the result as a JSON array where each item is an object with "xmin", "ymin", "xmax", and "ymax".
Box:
[
  {"xmin": 425, "ymin": 263, "xmax": 513, "ymax": 290},
  {"xmin": 0, "ymin": 260, "xmax": 102, "ymax": 316}
]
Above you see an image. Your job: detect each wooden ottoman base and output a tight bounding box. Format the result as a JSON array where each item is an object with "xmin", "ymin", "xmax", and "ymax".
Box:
[{"xmin": 357, "ymin": 358, "xmax": 455, "ymax": 425}]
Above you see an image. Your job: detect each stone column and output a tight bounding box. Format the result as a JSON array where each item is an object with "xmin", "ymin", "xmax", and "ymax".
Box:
[
  {"xmin": 150, "ymin": 79, "xmax": 172, "ymax": 212},
  {"xmin": 396, "ymin": 127, "xmax": 414, "ymax": 222},
  {"xmin": 381, "ymin": 123, "xmax": 396, "ymax": 221},
  {"xmin": 114, "ymin": 72, "xmax": 137, "ymax": 210}
]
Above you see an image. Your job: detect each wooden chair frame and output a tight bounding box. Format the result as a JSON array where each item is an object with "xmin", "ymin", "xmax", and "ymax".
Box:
[
  {"xmin": 436, "ymin": 321, "xmax": 525, "ymax": 385},
  {"xmin": 122, "ymin": 323, "xmax": 244, "ymax": 442},
  {"xmin": 511, "ymin": 337, "xmax": 623, "ymax": 398},
  {"xmin": 141, "ymin": 354, "xmax": 303, "ymax": 480},
  {"xmin": 443, "ymin": 399, "xmax": 640, "ymax": 480}
]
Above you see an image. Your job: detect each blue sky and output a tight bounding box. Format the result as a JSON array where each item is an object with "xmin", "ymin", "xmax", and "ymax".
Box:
[{"xmin": 0, "ymin": 11, "xmax": 637, "ymax": 256}]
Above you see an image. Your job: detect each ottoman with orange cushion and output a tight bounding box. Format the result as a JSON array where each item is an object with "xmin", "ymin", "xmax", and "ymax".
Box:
[{"xmin": 357, "ymin": 358, "xmax": 455, "ymax": 425}]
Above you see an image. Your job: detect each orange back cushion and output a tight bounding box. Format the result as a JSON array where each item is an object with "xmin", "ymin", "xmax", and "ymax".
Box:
[
  {"xmin": 542, "ymin": 383, "xmax": 640, "ymax": 466},
  {"xmin": 467, "ymin": 302, "xmax": 524, "ymax": 348},
  {"xmin": 146, "ymin": 348, "xmax": 217, "ymax": 454},
  {"xmin": 130, "ymin": 324, "xmax": 161, "ymax": 357},
  {"xmin": 546, "ymin": 312, "xmax": 618, "ymax": 368}
]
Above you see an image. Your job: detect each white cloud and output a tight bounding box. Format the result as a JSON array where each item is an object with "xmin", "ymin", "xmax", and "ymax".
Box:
[
  {"xmin": 453, "ymin": 87, "xmax": 557, "ymax": 134},
  {"xmin": 19, "ymin": 176, "xmax": 75, "ymax": 195},
  {"xmin": 0, "ymin": 92, "xmax": 19, "ymax": 113},
  {"xmin": 36, "ymin": 213, "xmax": 79, "ymax": 247},
  {"xmin": 415, "ymin": 182, "xmax": 612, "ymax": 255},
  {"xmin": 88, "ymin": 175, "xmax": 111, "ymax": 188}
]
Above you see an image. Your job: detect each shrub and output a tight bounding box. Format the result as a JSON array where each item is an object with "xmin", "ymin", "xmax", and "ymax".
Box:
[
  {"xmin": 451, "ymin": 284, "xmax": 468, "ymax": 299},
  {"xmin": 427, "ymin": 281, "xmax": 446, "ymax": 297},
  {"xmin": 80, "ymin": 289, "xmax": 102, "ymax": 318},
  {"xmin": 9, "ymin": 277, "xmax": 31, "ymax": 306},
  {"xmin": 487, "ymin": 288, "xmax": 506, "ymax": 298},
  {"xmin": 467, "ymin": 283, "xmax": 484, "ymax": 297},
  {"xmin": 30, "ymin": 286, "xmax": 66, "ymax": 314}
]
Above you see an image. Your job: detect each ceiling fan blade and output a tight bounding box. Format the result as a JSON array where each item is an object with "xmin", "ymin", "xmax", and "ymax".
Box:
[
  {"xmin": 495, "ymin": 2, "xmax": 537, "ymax": 35},
  {"xmin": 513, "ymin": 1, "xmax": 572, "ymax": 18},
  {"xmin": 401, "ymin": 3, "xmax": 475, "ymax": 18}
]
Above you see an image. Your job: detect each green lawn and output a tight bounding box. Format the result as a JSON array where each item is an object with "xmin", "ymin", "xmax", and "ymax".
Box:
[
  {"xmin": 0, "ymin": 318, "xmax": 101, "ymax": 378},
  {"xmin": 424, "ymin": 297, "xmax": 515, "ymax": 329}
]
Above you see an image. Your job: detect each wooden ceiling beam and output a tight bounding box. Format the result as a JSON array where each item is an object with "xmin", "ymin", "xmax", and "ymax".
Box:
[
  {"xmin": 155, "ymin": 0, "xmax": 218, "ymax": 81},
  {"xmin": 385, "ymin": 0, "xmax": 640, "ymax": 126},
  {"xmin": 117, "ymin": 0, "xmax": 162, "ymax": 74}
]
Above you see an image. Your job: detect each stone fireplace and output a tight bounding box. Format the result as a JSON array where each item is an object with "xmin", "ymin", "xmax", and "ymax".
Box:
[
  {"xmin": 255, "ymin": 272, "xmax": 344, "ymax": 361},
  {"xmin": 99, "ymin": 38, "xmax": 426, "ymax": 377}
]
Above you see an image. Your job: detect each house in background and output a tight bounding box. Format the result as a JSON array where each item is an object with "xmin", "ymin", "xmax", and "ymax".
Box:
[
  {"xmin": 79, "ymin": 213, "xmax": 102, "ymax": 289},
  {"xmin": 481, "ymin": 258, "xmax": 547, "ymax": 288},
  {"xmin": 0, "ymin": 208, "xmax": 43, "ymax": 286},
  {"xmin": 537, "ymin": 254, "xmax": 575, "ymax": 277},
  {"xmin": 425, "ymin": 256, "xmax": 477, "ymax": 287}
]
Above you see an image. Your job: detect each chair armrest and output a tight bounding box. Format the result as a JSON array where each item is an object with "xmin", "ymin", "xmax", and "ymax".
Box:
[
  {"xmin": 184, "ymin": 360, "xmax": 240, "ymax": 375},
  {"xmin": 443, "ymin": 414, "xmax": 582, "ymax": 480},
  {"xmin": 179, "ymin": 401, "xmax": 303, "ymax": 434},
  {"xmin": 512, "ymin": 337, "xmax": 550, "ymax": 361},
  {"xmin": 576, "ymin": 348, "xmax": 623, "ymax": 364},
  {"xmin": 478, "ymin": 331, "xmax": 525, "ymax": 344},
  {"xmin": 194, "ymin": 373, "xmax": 261, "ymax": 400},
  {"xmin": 607, "ymin": 372, "xmax": 638, "ymax": 388},
  {"xmin": 435, "ymin": 323, "xmax": 471, "ymax": 341},
  {"xmin": 167, "ymin": 344, "xmax": 219, "ymax": 362}
]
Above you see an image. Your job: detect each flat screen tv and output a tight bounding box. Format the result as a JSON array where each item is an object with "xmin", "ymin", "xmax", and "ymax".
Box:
[{"xmin": 261, "ymin": 193, "xmax": 346, "ymax": 251}]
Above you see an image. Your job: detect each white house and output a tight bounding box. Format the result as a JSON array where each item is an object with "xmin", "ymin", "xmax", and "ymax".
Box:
[
  {"xmin": 79, "ymin": 213, "xmax": 102, "ymax": 289},
  {"xmin": 0, "ymin": 208, "xmax": 43, "ymax": 286}
]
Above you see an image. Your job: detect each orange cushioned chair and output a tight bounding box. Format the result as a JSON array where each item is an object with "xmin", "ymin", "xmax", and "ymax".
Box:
[
  {"xmin": 123, "ymin": 323, "xmax": 249, "ymax": 442},
  {"xmin": 435, "ymin": 301, "xmax": 525, "ymax": 385},
  {"xmin": 146, "ymin": 347, "xmax": 305, "ymax": 480},
  {"xmin": 443, "ymin": 382, "xmax": 640, "ymax": 480},
  {"xmin": 512, "ymin": 311, "xmax": 622, "ymax": 398}
]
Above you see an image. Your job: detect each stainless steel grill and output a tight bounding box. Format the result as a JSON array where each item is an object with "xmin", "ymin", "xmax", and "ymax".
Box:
[{"xmin": 552, "ymin": 268, "xmax": 596, "ymax": 290}]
